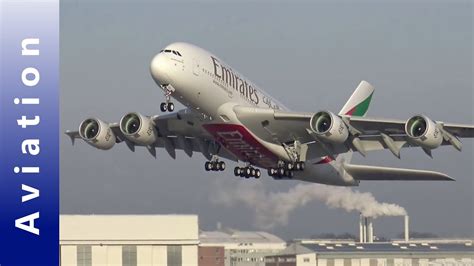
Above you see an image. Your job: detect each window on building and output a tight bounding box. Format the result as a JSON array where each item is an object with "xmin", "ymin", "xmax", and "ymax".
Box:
[
  {"xmin": 167, "ymin": 245, "xmax": 182, "ymax": 266},
  {"xmin": 77, "ymin": 245, "xmax": 92, "ymax": 266},
  {"xmin": 122, "ymin": 245, "xmax": 137, "ymax": 266},
  {"xmin": 303, "ymin": 258, "xmax": 310, "ymax": 262}
]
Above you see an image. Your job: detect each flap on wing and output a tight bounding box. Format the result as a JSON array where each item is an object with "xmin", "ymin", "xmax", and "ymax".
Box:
[{"xmin": 343, "ymin": 163, "xmax": 454, "ymax": 181}]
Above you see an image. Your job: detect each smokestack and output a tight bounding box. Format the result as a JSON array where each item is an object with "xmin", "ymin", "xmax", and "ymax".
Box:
[
  {"xmin": 359, "ymin": 215, "xmax": 364, "ymax": 243},
  {"xmin": 367, "ymin": 218, "xmax": 374, "ymax": 243},
  {"xmin": 216, "ymin": 221, "xmax": 222, "ymax": 231},
  {"xmin": 363, "ymin": 217, "xmax": 367, "ymax": 243},
  {"xmin": 404, "ymin": 215, "xmax": 409, "ymax": 242}
]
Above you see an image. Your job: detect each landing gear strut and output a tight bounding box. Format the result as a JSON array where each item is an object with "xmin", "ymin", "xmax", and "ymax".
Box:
[{"xmin": 160, "ymin": 85, "xmax": 174, "ymax": 112}]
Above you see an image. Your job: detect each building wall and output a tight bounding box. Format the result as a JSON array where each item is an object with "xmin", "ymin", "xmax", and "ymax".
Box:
[
  {"xmin": 60, "ymin": 244, "xmax": 198, "ymax": 266},
  {"xmin": 267, "ymin": 253, "xmax": 473, "ymax": 266},
  {"xmin": 199, "ymin": 246, "xmax": 225, "ymax": 266}
]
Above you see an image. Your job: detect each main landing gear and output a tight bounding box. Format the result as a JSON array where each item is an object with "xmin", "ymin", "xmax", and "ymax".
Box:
[
  {"xmin": 160, "ymin": 85, "xmax": 175, "ymax": 112},
  {"xmin": 234, "ymin": 166, "xmax": 261, "ymax": 179},
  {"xmin": 204, "ymin": 160, "xmax": 226, "ymax": 172},
  {"xmin": 267, "ymin": 161, "xmax": 305, "ymax": 179}
]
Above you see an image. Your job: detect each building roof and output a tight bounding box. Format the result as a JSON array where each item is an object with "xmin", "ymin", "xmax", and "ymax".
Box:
[
  {"xmin": 199, "ymin": 230, "xmax": 286, "ymax": 249},
  {"xmin": 290, "ymin": 242, "xmax": 474, "ymax": 254}
]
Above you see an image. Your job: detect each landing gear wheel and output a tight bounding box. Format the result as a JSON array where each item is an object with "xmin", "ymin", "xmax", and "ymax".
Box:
[
  {"xmin": 298, "ymin": 161, "xmax": 305, "ymax": 170},
  {"xmin": 268, "ymin": 168, "xmax": 274, "ymax": 176},
  {"xmin": 250, "ymin": 168, "xmax": 256, "ymax": 177},
  {"xmin": 167, "ymin": 102, "xmax": 174, "ymax": 112},
  {"xmin": 286, "ymin": 162, "xmax": 294, "ymax": 170},
  {"xmin": 255, "ymin": 169, "xmax": 261, "ymax": 179},
  {"xmin": 219, "ymin": 161, "xmax": 226, "ymax": 171},
  {"xmin": 205, "ymin": 162, "xmax": 212, "ymax": 171},
  {"xmin": 277, "ymin": 167, "xmax": 285, "ymax": 177},
  {"xmin": 160, "ymin": 102, "xmax": 167, "ymax": 112},
  {"xmin": 234, "ymin": 167, "xmax": 241, "ymax": 176}
]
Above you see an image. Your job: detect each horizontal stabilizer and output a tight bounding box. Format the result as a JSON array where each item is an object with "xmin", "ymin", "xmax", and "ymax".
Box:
[{"xmin": 343, "ymin": 163, "xmax": 454, "ymax": 181}]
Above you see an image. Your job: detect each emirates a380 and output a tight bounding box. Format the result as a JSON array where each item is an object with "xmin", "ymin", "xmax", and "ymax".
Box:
[{"xmin": 66, "ymin": 42, "xmax": 474, "ymax": 186}]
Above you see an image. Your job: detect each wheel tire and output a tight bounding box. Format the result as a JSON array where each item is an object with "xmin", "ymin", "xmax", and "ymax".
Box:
[
  {"xmin": 267, "ymin": 168, "xmax": 273, "ymax": 176},
  {"xmin": 299, "ymin": 161, "xmax": 305, "ymax": 170},
  {"xmin": 295, "ymin": 162, "xmax": 301, "ymax": 171},
  {"xmin": 234, "ymin": 167, "xmax": 240, "ymax": 176},
  {"xmin": 288, "ymin": 171, "xmax": 294, "ymax": 179},
  {"xmin": 278, "ymin": 168, "xmax": 285, "ymax": 176},
  {"xmin": 239, "ymin": 170, "xmax": 245, "ymax": 178},
  {"xmin": 284, "ymin": 170, "xmax": 291, "ymax": 177},
  {"xmin": 212, "ymin": 162, "xmax": 218, "ymax": 171},
  {"xmin": 255, "ymin": 169, "xmax": 261, "ymax": 178},
  {"xmin": 205, "ymin": 162, "xmax": 211, "ymax": 171},
  {"xmin": 286, "ymin": 162, "xmax": 294, "ymax": 170},
  {"xmin": 219, "ymin": 161, "xmax": 226, "ymax": 171},
  {"xmin": 250, "ymin": 168, "xmax": 256, "ymax": 177},
  {"xmin": 167, "ymin": 102, "xmax": 174, "ymax": 112},
  {"xmin": 160, "ymin": 102, "xmax": 167, "ymax": 112},
  {"xmin": 245, "ymin": 167, "xmax": 251, "ymax": 176}
]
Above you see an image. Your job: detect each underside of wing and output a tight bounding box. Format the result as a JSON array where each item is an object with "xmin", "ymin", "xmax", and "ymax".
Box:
[
  {"xmin": 64, "ymin": 109, "xmax": 236, "ymax": 161},
  {"xmin": 343, "ymin": 163, "xmax": 454, "ymax": 181}
]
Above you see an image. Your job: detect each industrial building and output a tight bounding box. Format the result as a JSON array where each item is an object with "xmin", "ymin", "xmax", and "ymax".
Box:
[
  {"xmin": 60, "ymin": 215, "xmax": 199, "ymax": 266},
  {"xmin": 265, "ymin": 242, "xmax": 474, "ymax": 266},
  {"xmin": 198, "ymin": 246, "xmax": 225, "ymax": 266},
  {"xmin": 199, "ymin": 230, "xmax": 287, "ymax": 266}
]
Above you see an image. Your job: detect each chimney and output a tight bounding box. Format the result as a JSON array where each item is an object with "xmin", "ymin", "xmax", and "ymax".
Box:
[
  {"xmin": 404, "ymin": 215, "xmax": 409, "ymax": 242},
  {"xmin": 216, "ymin": 221, "xmax": 222, "ymax": 231},
  {"xmin": 359, "ymin": 215, "xmax": 364, "ymax": 243},
  {"xmin": 367, "ymin": 218, "xmax": 374, "ymax": 243},
  {"xmin": 363, "ymin": 217, "xmax": 368, "ymax": 243}
]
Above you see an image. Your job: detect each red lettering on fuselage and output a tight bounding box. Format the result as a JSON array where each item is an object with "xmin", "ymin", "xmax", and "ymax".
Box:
[{"xmin": 203, "ymin": 124, "xmax": 278, "ymax": 168}]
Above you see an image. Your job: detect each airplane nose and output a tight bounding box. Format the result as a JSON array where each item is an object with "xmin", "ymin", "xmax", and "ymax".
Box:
[{"xmin": 150, "ymin": 53, "xmax": 171, "ymax": 85}]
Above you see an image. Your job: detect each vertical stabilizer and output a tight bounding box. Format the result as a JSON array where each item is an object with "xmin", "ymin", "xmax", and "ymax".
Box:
[{"xmin": 339, "ymin": 80, "xmax": 374, "ymax": 117}]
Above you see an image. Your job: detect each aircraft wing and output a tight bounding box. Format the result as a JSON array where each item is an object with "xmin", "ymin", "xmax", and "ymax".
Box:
[
  {"xmin": 233, "ymin": 106, "xmax": 473, "ymax": 159},
  {"xmin": 343, "ymin": 163, "xmax": 455, "ymax": 181},
  {"xmin": 65, "ymin": 109, "xmax": 236, "ymax": 161}
]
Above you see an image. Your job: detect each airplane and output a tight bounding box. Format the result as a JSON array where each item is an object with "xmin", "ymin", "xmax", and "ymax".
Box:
[{"xmin": 65, "ymin": 42, "xmax": 474, "ymax": 186}]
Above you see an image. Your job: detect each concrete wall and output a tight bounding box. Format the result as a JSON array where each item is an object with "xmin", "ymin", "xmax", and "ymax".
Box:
[{"xmin": 60, "ymin": 244, "xmax": 198, "ymax": 266}]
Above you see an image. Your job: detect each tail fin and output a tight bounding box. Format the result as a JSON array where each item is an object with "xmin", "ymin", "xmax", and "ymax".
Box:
[{"xmin": 339, "ymin": 80, "xmax": 374, "ymax": 117}]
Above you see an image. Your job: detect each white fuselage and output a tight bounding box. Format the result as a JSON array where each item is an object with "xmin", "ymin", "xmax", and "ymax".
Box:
[{"xmin": 150, "ymin": 42, "xmax": 354, "ymax": 185}]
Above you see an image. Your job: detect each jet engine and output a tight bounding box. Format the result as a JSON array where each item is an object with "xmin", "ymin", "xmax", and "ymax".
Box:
[
  {"xmin": 405, "ymin": 115, "xmax": 443, "ymax": 149},
  {"xmin": 309, "ymin": 111, "xmax": 349, "ymax": 143},
  {"xmin": 119, "ymin": 112, "xmax": 157, "ymax": 145},
  {"xmin": 79, "ymin": 118, "xmax": 116, "ymax": 150}
]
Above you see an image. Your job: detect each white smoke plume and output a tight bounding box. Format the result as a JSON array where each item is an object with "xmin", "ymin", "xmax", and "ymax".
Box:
[{"xmin": 210, "ymin": 179, "xmax": 406, "ymax": 230}]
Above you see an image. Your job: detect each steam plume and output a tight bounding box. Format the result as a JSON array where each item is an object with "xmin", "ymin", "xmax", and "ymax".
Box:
[{"xmin": 210, "ymin": 179, "xmax": 406, "ymax": 230}]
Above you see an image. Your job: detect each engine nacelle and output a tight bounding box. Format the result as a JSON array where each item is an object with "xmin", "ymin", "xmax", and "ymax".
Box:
[
  {"xmin": 79, "ymin": 118, "xmax": 116, "ymax": 150},
  {"xmin": 309, "ymin": 111, "xmax": 349, "ymax": 143},
  {"xmin": 119, "ymin": 112, "xmax": 157, "ymax": 145},
  {"xmin": 405, "ymin": 115, "xmax": 443, "ymax": 149}
]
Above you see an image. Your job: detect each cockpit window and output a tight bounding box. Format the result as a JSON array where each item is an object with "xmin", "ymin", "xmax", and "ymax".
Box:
[{"xmin": 160, "ymin": 49, "xmax": 182, "ymax": 57}]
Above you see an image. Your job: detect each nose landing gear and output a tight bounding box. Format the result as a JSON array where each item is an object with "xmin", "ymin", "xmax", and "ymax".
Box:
[{"xmin": 160, "ymin": 85, "xmax": 175, "ymax": 112}]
